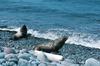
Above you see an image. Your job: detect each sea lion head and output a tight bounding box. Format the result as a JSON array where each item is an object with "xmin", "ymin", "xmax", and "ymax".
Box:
[
  {"xmin": 53, "ymin": 36, "xmax": 68, "ymax": 51},
  {"xmin": 61, "ymin": 36, "xmax": 68, "ymax": 42},
  {"xmin": 20, "ymin": 25, "xmax": 27, "ymax": 36}
]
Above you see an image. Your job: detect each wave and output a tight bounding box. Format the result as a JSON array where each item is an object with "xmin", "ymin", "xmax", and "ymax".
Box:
[
  {"xmin": 28, "ymin": 29, "xmax": 59, "ymax": 40},
  {"xmin": 0, "ymin": 26, "xmax": 100, "ymax": 49},
  {"xmin": 66, "ymin": 33, "xmax": 100, "ymax": 49}
]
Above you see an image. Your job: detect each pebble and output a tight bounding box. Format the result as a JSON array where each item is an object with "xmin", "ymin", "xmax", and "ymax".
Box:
[
  {"xmin": 84, "ymin": 58, "xmax": 100, "ymax": 66},
  {"xmin": 18, "ymin": 53, "xmax": 31, "ymax": 61},
  {"xmin": 39, "ymin": 63, "xmax": 47, "ymax": 66},
  {"xmin": 19, "ymin": 49, "xmax": 28, "ymax": 53},
  {"xmin": 0, "ymin": 52, "xmax": 5, "ymax": 59},
  {"xmin": 0, "ymin": 59, "xmax": 6, "ymax": 64},
  {"xmin": 18, "ymin": 58, "xmax": 28, "ymax": 66},
  {"xmin": 4, "ymin": 47, "xmax": 16, "ymax": 54},
  {"xmin": 5, "ymin": 54, "xmax": 18, "ymax": 64}
]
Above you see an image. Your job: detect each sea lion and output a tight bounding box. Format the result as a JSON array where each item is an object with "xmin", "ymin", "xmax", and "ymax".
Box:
[
  {"xmin": 12, "ymin": 25, "xmax": 28, "ymax": 40},
  {"xmin": 34, "ymin": 36, "xmax": 68, "ymax": 53}
]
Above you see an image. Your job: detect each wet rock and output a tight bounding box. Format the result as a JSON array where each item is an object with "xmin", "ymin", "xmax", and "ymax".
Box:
[
  {"xmin": 19, "ymin": 49, "xmax": 28, "ymax": 53},
  {"xmin": 18, "ymin": 58, "xmax": 28, "ymax": 66},
  {"xmin": 18, "ymin": 53, "xmax": 31, "ymax": 61},
  {"xmin": 4, "ymin": 47, "xmax": 16, "ymax": 54},
  {"xmin": 47, "ymin": 63, "xmax": 57, "ymax": 66},
  {"xmin": 34, "ymin": 50, "xmax": 63, "ymax": 62},
  {"xmin": 34, "ymin": 50, "xmax": 50, "ymax": 62},
  {"xmin": 39, "ymin": 63, "xmax": 47, "ymax": 66},
  {"xmin": 5, "ymin": 54, "xmax": 18, "ymax": 64},
  {"xmin": 84, "ymin": 58, "xmax": 100, "ymax": 66},
  {"xmin": 0, "ymin": 59, "xmax": 6, "ymax": 64},
  {"xmin": 0, "ymin": 52, "xmax": 5, "ymax": 59},
  {"xmin": 6, "ymin": 61, "xmax": 17, "ymax": 66}
]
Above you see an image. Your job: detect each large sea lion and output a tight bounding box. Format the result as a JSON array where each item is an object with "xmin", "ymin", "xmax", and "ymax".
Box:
[
  {"xmin": 34, "ymin": 36, "xmax": 68, "ymax": 53},
  {"xmin": 12, "ymin": 25, "xmax": 28, "ymax": 40}
]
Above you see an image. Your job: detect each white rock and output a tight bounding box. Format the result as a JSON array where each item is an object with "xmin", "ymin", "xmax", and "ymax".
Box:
[
  {"xmin": 84, "ymin": 58, "xmax": 100, "ymax": 66},
  {"xmin": 34, "ymin": 50, "xmax": 64, "ymax": 62},
  {"xmin": 6, "ymin": 61, "xmax": 17, "ymax": 66},
  {"xmin": 34, "ymin": 50, "xmax": 49, "ymax": 62},
  {"xmin": 44, "ymin": 52, "xmax": 63, "ymax": 62}
]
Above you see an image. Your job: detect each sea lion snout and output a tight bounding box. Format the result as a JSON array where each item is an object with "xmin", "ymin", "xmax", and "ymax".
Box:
[{"xmin": 61, "ymin": 36, "xmax": 68, "ymax": 41}]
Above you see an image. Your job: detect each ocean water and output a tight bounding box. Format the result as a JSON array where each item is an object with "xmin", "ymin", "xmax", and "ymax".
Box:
[{"xmin": 0, "ymin": 0, "xmax": 100, "ymax": 49}]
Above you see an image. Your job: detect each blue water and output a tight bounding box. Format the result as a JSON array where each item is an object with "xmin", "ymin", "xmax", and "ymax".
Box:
[{"xmin": 0, "ymin": 0, "xmax": 100, "ymax": 48}]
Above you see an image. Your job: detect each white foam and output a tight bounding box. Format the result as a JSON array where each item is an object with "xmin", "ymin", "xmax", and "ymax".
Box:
[
  {"xmin": 0, "ymin": 27, "xmax": 20, "ymax": 32},
  {"xmin": 28, "ymin": 29, "xmax": 59, "ymax": 40},
  {"xmin": 66, "ymin": 33, "xmax": 100, "ymax": 49}
]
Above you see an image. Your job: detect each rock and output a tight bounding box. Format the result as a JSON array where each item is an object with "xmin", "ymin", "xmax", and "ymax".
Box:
[
  {"xmin": 31, "ymin": 60, "xmax": 40, "ymax": 66},
  {"xmin": 56, "ymin": 64, "xmax": 64, "ymax": 66},
  {"xmin": 27, "ymin": 62, "xmax": 38, "ymax": 66},
  {"xmin": 20, "ymin": 49, "xmax": 28, "ymax": 53},
  {"xmin": 0, "ymin": 52, "xmax": 5, "ymax": 59},
  {"xmin": 0, "ymin": 59, "xmax": 6, "ymax": 64},
  {"xmin": 84, "ymin": 58, "xmax": 100, "ymax": 66},
  {"xmin": 6, "ymin": 61, "xmax": 17, "ymax": 66},
  {"xmin": 18, "ymin": 53, "xmax": 31, "ymax": 61},
  {"xmin": 0, "ymin": 47, "xmax": 3, "ymax": 52},
  {"xmin": 39, "ymin": 63, "xmax": 47, "ymax": 66},
  {"xmin": 34, "ymin": 50, "xmax": 49, "ymax": 62},
  {"xmin": 44, "ymin": 52, "xmax": 64, "ymax": 62},
  {"xmin": 18, "ymin": 58, "xmax": 28, "ymax": 66},
  {"xmin": 61, "ymin": 59, "xmax": 74, "ymax": 66},
  {"xmin": 4, "ymin": 47, "xmax": 16, "ymax": 54},
  {"xmin": 5, "ymin": 54, "xmax": 18, "ymax": 64},
  {"xmin": 34, "ymin": 50, "xmax": 64, "ymax": 62},
  {"xmin": 28, "ymin": 50, "xmax": 34, "ymax": 54}
]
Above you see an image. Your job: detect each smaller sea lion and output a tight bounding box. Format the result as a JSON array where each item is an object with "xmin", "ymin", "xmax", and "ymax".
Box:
[{"xmin": 12, "ymin": 25, "xmax": 28, "ymax": 40}]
